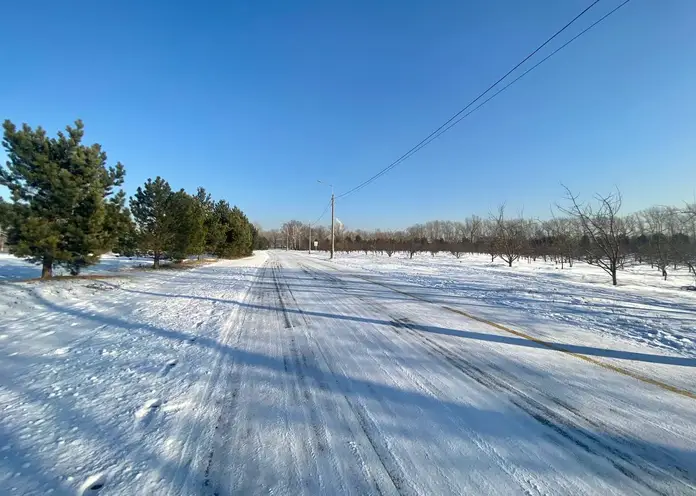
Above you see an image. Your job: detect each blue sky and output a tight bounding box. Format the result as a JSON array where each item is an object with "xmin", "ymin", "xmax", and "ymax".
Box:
[{"xmin": 1, "ymin": 0, "xmax": 695, "ymax": 230}]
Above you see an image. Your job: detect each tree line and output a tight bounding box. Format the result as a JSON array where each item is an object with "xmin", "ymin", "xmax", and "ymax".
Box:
[
  {"xmin": 0, "ymin": 119, "xmax": 257, "ymax": 278},
  {"xmin": 265, "ymin": 190, "xmax": 696, "ymax": 286}
]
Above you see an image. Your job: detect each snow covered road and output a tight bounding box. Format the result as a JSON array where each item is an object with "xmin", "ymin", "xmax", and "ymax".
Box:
[{"xmin": 1, "ymin": 250, "xmax": 695, "ymax": 494}]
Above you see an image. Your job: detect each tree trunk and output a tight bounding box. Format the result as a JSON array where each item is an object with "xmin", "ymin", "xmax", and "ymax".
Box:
[
  {"xmin": 153, "ymin": 252, "xmax": 161, "ymax": 269},
  {"xmin": 663, "ymin": 268, "xmax": 667, "ymax": 280},
  {"xmin": 611, "ymin": 268, "xmax": 617, "ymax": 286},
  {"xmin": 41, "ymin": 255, "xmax": 53, "ymax": 279},
  {"xmin": 508, "ymin": 259, "xmax": 513, "ymax": 267}
]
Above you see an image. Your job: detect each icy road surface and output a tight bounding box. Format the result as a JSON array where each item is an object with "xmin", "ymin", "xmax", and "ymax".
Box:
[{"xmin": 1, "ymin": 251, "xmax": 695, "ymax": 495}]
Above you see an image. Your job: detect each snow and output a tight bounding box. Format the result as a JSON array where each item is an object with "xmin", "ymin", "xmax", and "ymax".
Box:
[
  {"xmin": 330, "ymin": 251, "xmax": 696, "ymax": 360},
  {"xmin": 0, "ymin": 252, "xmax": 161, "ymax": 281},
  {"xmin": 0, "ymin": 253, "xmax": 266, "ymax": 495},
  {"xmin": 1, "ymin": 250, "xmax": 695, "ymax": 495}
]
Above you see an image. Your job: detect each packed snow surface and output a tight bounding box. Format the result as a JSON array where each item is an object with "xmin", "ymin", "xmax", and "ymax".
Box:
[{"xmin": 1, "ymin": 250, "xmax": 694, "ymax": 495}]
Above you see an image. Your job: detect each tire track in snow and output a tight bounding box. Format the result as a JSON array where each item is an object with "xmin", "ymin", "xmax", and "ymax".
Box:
[
  {"xmin": 273, "ymin": 256, "xmax": 408, "ymax": 496},
  {"xmin": 270, "ymin": 259, "xmax": 342, "ymax": 493},
  {"xmin": 269, "ymin": 259, "xmax": 322, "ymax": 495},
  {"xmin": 281, "ymin": 266, "xmax": 392, "ymax": 496},
  {"xmin": 200, "ymin": 260, "xmax": 307, "ymax": 495},
  {"xmin": 166, "ymin": 262, "xmax": 268, "ymax": 495},
  {"xmin": 331, "ymin": 260, "xmax": 696, "ymax": 400},
  {"xmin": 391, "ymin": 318, "xmax": 679, "ymax": 495},
  {"xmin": 296, "ymin": 261, "xmax": 550, "ymax": 495},
  {"xmin": 275, "ymin": 263, "xmax": 368, "ymax": 494},
  {"xmin": 298, "ymin": 257, "xmax": 696, "ymax": 495},
  {"xmin": 271, "ymin": 259, "xmax": 394, "ymax": 494}
]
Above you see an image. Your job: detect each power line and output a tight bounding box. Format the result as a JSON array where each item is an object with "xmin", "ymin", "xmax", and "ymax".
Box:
[
  {"xmin": 351, "ymin": 0, "xmax": 634, "ymax": 187},
  {"xmin": 311, "ymin": 198, "xmax": 332, "ymax": 226},
  {"xmin": 336, "ymin": 0, "xmax": 624, "ymax": 200}
]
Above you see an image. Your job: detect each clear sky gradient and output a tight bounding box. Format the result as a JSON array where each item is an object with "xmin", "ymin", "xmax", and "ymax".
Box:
[{"xmin": 2, "ymin": 0, "xmax": 694, "ymax": 230}]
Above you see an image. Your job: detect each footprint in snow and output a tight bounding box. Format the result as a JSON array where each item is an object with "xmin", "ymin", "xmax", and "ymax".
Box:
[
  {"xmin": 135, "ymin": 399, "xmax": 163, "ymax": 426},
  {"xmin": 159, "ymin": 359, "xmax": 177, "ymax": 377},
  {"xmin": 79, "ymin": 473, "xmax": 106, "ymax": 494}
]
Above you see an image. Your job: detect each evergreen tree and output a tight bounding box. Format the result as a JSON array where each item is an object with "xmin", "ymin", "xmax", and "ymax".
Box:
[
  {"xmin": 214, "ymin": 203, "xmax": 254, "ymax": 258},
  {"xmin": 111, "ymin": 212, "xmax": 138, "ymax": 257},
  {"xmin": 253, "ymin": 226, "xmax": 270, "ymax": 250},
  {"xmin": 195, "ymin": 188, "xmax": 221, "ymax": 257},
  {"xmin": 129, "ymin": 177, "xmax": 173, "ymax": 268},
  {"xmin": 188, "ymin": 188, "xmax": 208, "ymax": 258},
  {"xmin": 1, "ymin": 119, "xmax": 125, "ymax": 278},
  {"xmin": 104, "ymin": 194, "xmax": 138, "ymax": 257},
  {"xmin": 101, "ymin": 191, "xmax": 134, "ymax": 251},
  {"xmin": 168, "ymin": 189, "xmax": 205, "ymax": 261},
  {"xmin": 0, "ymin": 197, "xmax": 13, "ymax": 229},
  {"xmin": 229, "ymin": 206, "xmax": 253, "ymax": 256},
  {"xmin": 208, "ymin": 200, "xmax": 231, "ymax": 256}
]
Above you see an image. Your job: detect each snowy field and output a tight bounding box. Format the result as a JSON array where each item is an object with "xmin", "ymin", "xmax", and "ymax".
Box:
[
  {"xmin": 329, "ymin": 251, "xmax": 696, "ymax": 360},
  {"xmin": 1, "ymin": 250, "xmax": 695, "ymax": 495},
  {"xmin": 0, "ymin": 253, "xmax": 161, "ymax": 281},
  {"xmin": 0, "ymin": 254, "xmax": 265, "ymax": 495}
]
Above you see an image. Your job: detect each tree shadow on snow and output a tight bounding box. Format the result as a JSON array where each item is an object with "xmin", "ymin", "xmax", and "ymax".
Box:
[
  {"xmin": 11, "ymin": 281, "xmax": 696, "ymax": 494},
  {"xmin": 93, "ymin": 276, "xmax": 696, "ymax": 369}
]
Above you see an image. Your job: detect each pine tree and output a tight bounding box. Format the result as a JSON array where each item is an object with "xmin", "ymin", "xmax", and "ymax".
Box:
[
  {"xmin": 168, "ymin": 189, "xmax": 204, "ymax": 261},
  {"xmin": 228, "ymin": 206, "xmax": 254, "ymax": 257},
  {"xmin": 192, "ymin": 189, "xmax": 216, "ymax": 257},
  {"xmin": 111, "ymin": 213, "xmax": 138, "ymax": 257},
  {"xmin": 1, "ymin": 119, "xmax": 125, "ymax": 278},
  {"xmin": 213, "ymin": 202, "xmax": 254, "ymax": 258},
  {"xmin": 208, "ymin": 200, "xmax": 231, "ymax": 256},
  {"xmin": 187, "ymin": 189, "xmax": 208, "ymax": 259},
  {"xmin": 103, "ymin": 193, "xmax": 138, "ymax": 257},
  {"xmin": 129, "ymin": 177, "xmax": 173, "ymax": 268},
  {"xmin": 101, "ymin": 191, "xmax": 131, "ymax": 249},
  {"xmin": 0, "ymin": 197, "xmax": 13, "ymax": 229}
]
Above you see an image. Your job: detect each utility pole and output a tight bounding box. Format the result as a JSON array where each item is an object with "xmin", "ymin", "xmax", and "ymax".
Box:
[
  {"xmin": 330, "ymin": 192, "xmax": 335, "ymax": 259},
  {"xmin": 308, "ymin": 224, "xmax": 312, "ymax": 254},
  {"xmin": 318, "ymin": 180, "xmax": 336, "ymax": 260}
]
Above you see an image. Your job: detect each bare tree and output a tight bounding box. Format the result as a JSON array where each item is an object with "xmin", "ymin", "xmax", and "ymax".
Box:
[
  {"xmin": 686, "ymin": 203, "xmax": 696, "ymax": 220},
  {"xmin": 263, "ymin": 229, "xmax": 282, "ymax": 249},
  {"xmin": 464, "ymin": 215, "xmax": 482, "ymax": 245},
  {"xmin": 449, "ymin": 240, "xmax": 466, "ymax": 259},
  {"xmin": 672, "ymin": 206, "xmax": 696, "ymax": 282},
  {"xmin": 561, "ymin": 187, "xmax": 630, "ymax": 286},
  {"xmin": 492, "ymin": 205, "xmax": 527, "ymax": 267},
  {"xmin": 375, "ymin": 231, "xmax": 398, "ymax": 257},
  {"xmin": 641, "ymin": 206, "xmax": 676, "ymax": 279},
  {"xmin": 452, "ymin": 221, "xmax": 467, "ymax": 246},
  {"xmin": 280, "ymin": 220, "xmax": 306, "ymax": 250},
  {"xmin": 441, "ymin": 221, "xmax": 456, "ymax": 243},
  {"xmin": 546, "ymin": 209, "xmax": 581, "ymax": 268}
]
